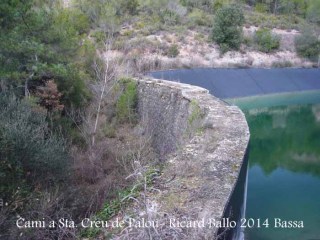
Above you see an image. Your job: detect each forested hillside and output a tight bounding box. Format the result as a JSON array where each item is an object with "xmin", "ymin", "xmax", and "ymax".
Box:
[{"xmin": 0, "ymin": 0, "xmax": 319, "ymax": 239}]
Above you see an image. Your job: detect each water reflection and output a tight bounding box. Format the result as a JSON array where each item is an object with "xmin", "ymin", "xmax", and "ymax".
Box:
[
  {"xmin": 312, "ymin": 104, "xmax": 320, "ymax": 122},
  {"xmin": 245, "ymin": 105, "xmax": 320, "ymax": 177},
  {"xmin": 244, "ymin": 104, "xmax": 320, "ymax": 240}
]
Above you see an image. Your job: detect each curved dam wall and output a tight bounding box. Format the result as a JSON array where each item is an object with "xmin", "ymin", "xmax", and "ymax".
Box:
[{"xmin": 132, "ymin": 77, "xmax": 250, "ymax": 239}]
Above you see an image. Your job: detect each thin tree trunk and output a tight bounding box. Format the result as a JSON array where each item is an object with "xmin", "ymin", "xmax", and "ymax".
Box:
[
  {"xmin": 92, "ymin": 59, "xmax": 108, "ymax": 146},
  {"xmin": 274, "ymin": 0, "xmax": 278, "ymax": 15},
  {"xmin": 91, "ymin": 34, "xmax": 117, "ymax": 146},
  {"xmin": 25, "ymin": 73, "xmax": 34, "ymax": 98}
]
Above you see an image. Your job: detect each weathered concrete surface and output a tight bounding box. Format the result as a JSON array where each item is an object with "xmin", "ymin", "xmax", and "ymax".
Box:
[
  {"xmin": 119, "ymin": 77, "xmax": 250, "ymax": 239},
  {"xmin": 135, "ymin": 78, "xmax": 193, "ymax": 158}
]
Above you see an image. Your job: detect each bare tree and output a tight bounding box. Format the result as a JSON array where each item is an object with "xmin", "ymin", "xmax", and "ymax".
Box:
[
  {"xmin": 66, "ymin": 32, "xmax": 123, "ymax": 148},
  {"xmin": 64, "ymin": 38, "xmax": 121, "ymax": 150}
]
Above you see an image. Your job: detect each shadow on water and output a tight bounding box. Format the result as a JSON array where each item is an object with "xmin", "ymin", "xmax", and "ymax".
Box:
[{"xmin": 217, "ymin": 149, "xmax": 249, "ymax": 240}]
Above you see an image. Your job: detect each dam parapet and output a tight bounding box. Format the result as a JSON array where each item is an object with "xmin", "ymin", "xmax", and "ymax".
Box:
[{"xmin": 119, "ymin": 77, "xmax": 250, "ymax": 239}]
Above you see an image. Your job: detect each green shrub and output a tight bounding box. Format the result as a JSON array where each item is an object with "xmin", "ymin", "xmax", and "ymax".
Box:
[
  {"xmin": 295, "ymin": 30, "xmax": 320, "ymax": 61},
  {"xmin": 188, "ymin": 100, "xmax": 201, "ymax": 126},
  {"xmin": 254, "ymin": 28, "xmax": 280, "ymax": 53},
  {"xmin": 121, "ymin": 0, "xmax": 139, "ymax": 15},
  {"xmin": 212, "ymin": 0, "xmax": 226, "ymax": 12},
  {"xmin": 211, "ymin": 4, "xmax": 245, "ymax": 53},
  {"xmin": 254, "ymin": 3, "xmax": 268, "ymax": 13},
  {"xmin": 271, "ymin": 61, "xmax": 293, "ymax": 68},
  {"xmin": 188, "ymin": 9, "xmax": 211, "ymax": 27},
  {"xmin": 243, "ymin": 36, "xmax": 254, "ymax": 47},
  {"xmin": 0, "ymin": 94, "xmax": 69, "ymax": 202},
  {"xmin": 180, "ymin": 0, "xmax": 214, "ymax": 12},
  {"xmin": 92, "ymin": 30, "xmax": 106, "ymax": 43},
  {"xmin": 103, "ymin": 123, "xmax": 116, "ymax": 138},
  {"xmin": 306, "ymin": 0, "xmax": 320, "ymax": 24},
  {"xmin": 166, "ymin": 44, "xmax": 180, "ymax": 58},
  {"xmin": 160, "ymin": 10, "xmax": 180, "ymax": 25},
  {"xmin": 116, "ymin": 79, "xmax": 138, "ymax": 123},
  {"xmin": 0, "ymin": 4, "xmax": 93, "ymax": 109},
  {"xmin": 245, "ymin": 11, "xmax": 304, "ymax": 30}
]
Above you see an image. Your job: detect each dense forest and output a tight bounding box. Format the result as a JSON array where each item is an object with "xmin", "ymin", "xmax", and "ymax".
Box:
[{"xmin": 0, "ymin": 0, "xmax": 319, "ymax": 239}]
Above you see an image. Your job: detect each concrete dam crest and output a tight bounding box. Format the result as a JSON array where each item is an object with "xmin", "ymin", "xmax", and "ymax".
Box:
[{"xmin": 119, "ymin": 77, "xmax": 250, "ymax": 239}]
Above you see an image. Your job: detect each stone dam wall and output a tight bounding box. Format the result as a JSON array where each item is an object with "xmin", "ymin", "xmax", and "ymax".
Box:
[{"xmin": 127, "ymin": 77, "xmax": 250, "ymax": 239}]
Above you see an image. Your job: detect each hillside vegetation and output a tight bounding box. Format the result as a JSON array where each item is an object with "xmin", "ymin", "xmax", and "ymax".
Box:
[
  {"xmin": 0, "ymin": 0, "xmax": 319, "ymax": 239},
  {"xmin": 75, "ymin": 0, "xmax": 320, "ymax": 69}
]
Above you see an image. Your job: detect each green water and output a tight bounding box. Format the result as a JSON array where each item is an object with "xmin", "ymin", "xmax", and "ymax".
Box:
[
  {"xmin": 227, "ymin": 90, "xmax": 320, "ymax": 110},
  {"xmin": 242, "ymin": 104, "xmax": 320, "ymax": 240}
]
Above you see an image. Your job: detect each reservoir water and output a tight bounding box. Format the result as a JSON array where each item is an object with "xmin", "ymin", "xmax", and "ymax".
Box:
[
  {"xmin": 150, "ymin": 69, "xmax": 320, "ymax": 240},
  {"xmin": 242, "ymin": 102, "xmax": 320, "ymax": 240}
]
